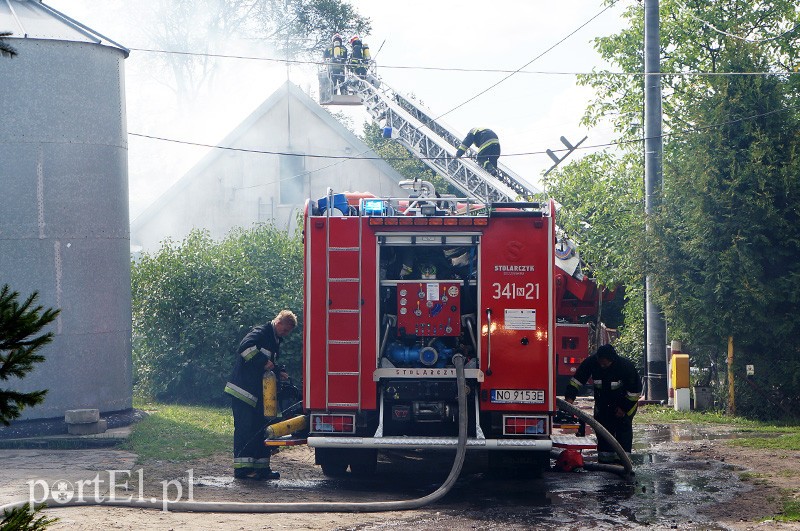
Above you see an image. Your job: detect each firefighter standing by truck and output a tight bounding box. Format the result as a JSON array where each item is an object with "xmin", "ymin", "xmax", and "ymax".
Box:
[
  {"xmin": 564, "ymin": 344, "xmax": 641, "ymax": 463},
  {"xmin": 224, "ymin": 309, "xmax": 297, "ymax": 480},
  {"xmin": 454, "ymin": 127, "xmax": 501, "ymax": 176}
]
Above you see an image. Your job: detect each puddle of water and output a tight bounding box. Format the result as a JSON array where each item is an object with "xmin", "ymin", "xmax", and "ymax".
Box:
[
  {"xmin": 543, "ymin": 424, "xmax": 749, "ymax": 528},
  {"xmin": 636, "ymin": 424, "xmax": 744, "ymax": 445},
  {"xmin": 193, "ymin": 476, "xmax": 235, "ymax": 488}
]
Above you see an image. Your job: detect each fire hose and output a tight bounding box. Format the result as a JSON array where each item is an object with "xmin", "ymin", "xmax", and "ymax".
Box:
[
  {"xmin": 0, "ymin": 354, "xmax": 469, "ymax": 514},
  {"xmin": 556, "ymin": 397, "xmax": 633, "ymax": 479}
]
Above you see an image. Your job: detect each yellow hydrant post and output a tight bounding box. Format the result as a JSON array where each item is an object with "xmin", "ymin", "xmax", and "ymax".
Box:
[{"xmin": 671, "ymin": 353, "xmax": 690, "ymax": 411}]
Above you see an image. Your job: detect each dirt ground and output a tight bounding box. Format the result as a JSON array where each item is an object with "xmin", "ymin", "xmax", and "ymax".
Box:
[
  {"xmin": 2, "ymin": 422, "xmax": 799, "ymax": 530},
  {"xmin": 647, "ymin": 424, "xmax": 800, "ymax": 530}
]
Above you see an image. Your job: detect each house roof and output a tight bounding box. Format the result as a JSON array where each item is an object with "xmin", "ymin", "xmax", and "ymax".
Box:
[
  {"xmin": 131, "ymin": 81, "xmax": 405, "ymax": 230},
  {"xmin": 0, "ymin": 0, "xmax": 129, "ymax": 56}
]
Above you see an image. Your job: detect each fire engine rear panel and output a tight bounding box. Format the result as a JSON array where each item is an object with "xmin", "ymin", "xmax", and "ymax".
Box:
[
  {"xmin": 478, "ymin": 215, "xmax": 555, "ymax": 413},
  {"xmin": 304, "ymin": 198, "xmax": 556, "ymax": 449}
]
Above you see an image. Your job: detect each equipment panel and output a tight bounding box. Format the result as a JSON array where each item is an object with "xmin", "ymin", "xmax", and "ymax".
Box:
[{"xmin": 396, "ymin": 280, "xmax": 462, "ymax": 337}]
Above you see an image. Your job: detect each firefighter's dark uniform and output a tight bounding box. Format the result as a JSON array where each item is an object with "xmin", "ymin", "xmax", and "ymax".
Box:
[
  {"xmin": 455, "ymin": 127, "xmax": 501, "ymax": 175},
  {"xmin": 564, "ymin": 346, "xmax": 641, "ymax": 461},
  {"xmin": 323, "ymin": 39, "xmax": 348, "ymax": 93},
  {"xmin": 348, "ymin": 37, "xmax": 370, "ymax": 77},
  {"xmin": 224, "ymin": 322, "xmax": 283, "ymax": 478}
]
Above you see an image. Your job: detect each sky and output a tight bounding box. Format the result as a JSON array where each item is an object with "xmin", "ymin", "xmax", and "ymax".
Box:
[{"xmin": 44, "ymin": 0, "xmax": 634, "ymax": 220}]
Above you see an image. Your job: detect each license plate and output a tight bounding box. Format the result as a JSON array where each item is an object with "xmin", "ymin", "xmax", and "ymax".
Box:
[{"xmin": 490, "ymin": 389, "xmax": 545, "ymax": 404}]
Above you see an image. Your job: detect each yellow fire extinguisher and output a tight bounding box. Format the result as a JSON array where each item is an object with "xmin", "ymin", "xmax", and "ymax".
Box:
[
  {"xmin": 263, "ymin": 370, "xmax": 278, "ymax": 418},
  {"xmin": 266, "ymin": 415, "xmax": 308, "ymax": 439}
]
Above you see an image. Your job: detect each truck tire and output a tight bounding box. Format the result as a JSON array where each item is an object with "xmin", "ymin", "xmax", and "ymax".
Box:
[
  {"xmin": 488, "ymin": 450, "xmax": 547, "ymax": 479},
  {"xmin": 321, "ymin": 462, "xmax": 348, "ymax": 477},
  {"xmin": 316, "ymin": 448, "xmax": 349, "ymax": 477},
  {"xmin": 349, "ymin": 449, "xmax": 378, "ymax": 477}
]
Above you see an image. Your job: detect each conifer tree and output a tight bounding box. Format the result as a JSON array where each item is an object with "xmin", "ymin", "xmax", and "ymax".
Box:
[
  {"xmin": 0, "ymin": 31, "xmax": 18, "ymax": 58},
  {"xmin": 0, "ymin": 285, "xmax": 59, "ymax": 425}
]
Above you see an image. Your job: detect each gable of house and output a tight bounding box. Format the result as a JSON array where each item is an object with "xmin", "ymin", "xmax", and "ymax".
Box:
[{"xmin": 131, "ymin": 82, "xmax": 407, "ymax": 253}]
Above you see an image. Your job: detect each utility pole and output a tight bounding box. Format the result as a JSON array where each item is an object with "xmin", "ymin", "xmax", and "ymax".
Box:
[{"xmin": 644, "ymin": 0, "xmax": 667, "ymax": 401}]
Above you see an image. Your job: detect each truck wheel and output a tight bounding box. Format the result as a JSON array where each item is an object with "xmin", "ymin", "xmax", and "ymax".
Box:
[
  {"xmin": 488, "ymin": 451, "xmax": 547, "ymax": 479},
  {"xmin": 349, "ymin": 449, "xmax": 378, "ymax": 477},
  {"xmin": 321, "ymin": 462, "xmax": 348, "ymax": 477},
  {"xmin": 316, "ymin": 448, "xmax": 349, "ymax": 477}
]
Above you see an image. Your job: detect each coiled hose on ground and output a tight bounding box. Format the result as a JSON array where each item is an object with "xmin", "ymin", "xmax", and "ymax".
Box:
[
  {"xmin": 556, "ymin": 397, "xmax": 633, "ymax": 479},
  {"xmin": 0, "ymin": 354, "xmax": 469, "ymax": 514}
]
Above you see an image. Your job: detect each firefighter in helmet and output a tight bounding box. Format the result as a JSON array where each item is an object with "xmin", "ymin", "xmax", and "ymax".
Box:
[
  {"xmin": 348, "ymin": 35, "xmax": 371, "ymax": 77},
  {"xmin": 564, "ymin": 344, "xmax": 642, "ymax": 463},
  {"xmin": 323, "ymin": 33, "xmax": 348, "ymax": 94},
  {"xmin": 454, "ymin": 127, "xmax": 501, "ymax": 176},
  {"xmin": 224, "ymin": 309, "xmax": 297, "ymax": 480}
]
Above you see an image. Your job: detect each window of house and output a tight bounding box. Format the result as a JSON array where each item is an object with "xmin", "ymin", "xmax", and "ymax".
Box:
[{"xmin": 279, "ymin": 154, "xmax": 306, "ymax": 205}]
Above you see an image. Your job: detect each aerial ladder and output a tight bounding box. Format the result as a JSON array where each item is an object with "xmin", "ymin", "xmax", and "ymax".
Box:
[
  {"xmin": 318, "ymin": 67, "xmax": 610, "ymax": 326},
  {"xmin": 320, "ymin": 69, "xmax": 541, "ymax": 206}
]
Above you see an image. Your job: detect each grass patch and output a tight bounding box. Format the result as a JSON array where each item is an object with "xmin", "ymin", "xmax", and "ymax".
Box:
[
  {"xmin": 123, "ymin": 399, "xmax": 232, "ymax": 462},
  {"xmin": 731, "ymin": 431, "xmax": 800, "ymax": 452},
  {"xmin": 635, "ymin": 404, "xmax": 800, "ymax": 451},
  {"xmin": 635, "ymin": 405, "xmax": 762, "ymax": 426},
  {"xmin": 776, "ymin": 499, "xmax": 800, "ymax": 522}
]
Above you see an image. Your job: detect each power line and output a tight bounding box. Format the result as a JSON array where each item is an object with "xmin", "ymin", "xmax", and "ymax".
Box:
[
  {"xmin": 129, "ymin": 100, "xmax": 800, "ymax": 161},
  {"xmin": 126, "ymin": 46, "xmax": 799, "ymax": 77},
  {"xmin": 430, "ymin": 0, "xmax": 622, "ymax": 121}
]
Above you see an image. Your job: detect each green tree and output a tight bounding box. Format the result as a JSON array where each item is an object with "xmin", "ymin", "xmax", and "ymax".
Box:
[
  {"xmin": 131, "ymin": 225, "xmax": 303, "ymax": 404},
  {"xmin": 650, "ymin": 49, "xmax": 800, "ymax": 418},
  {"xmin": 543, "ymin": 152, "xmax": 645, "ymax": 363},
  {"xmin": 0, "ymin": 285, "xmax": 59, "ymax": 425},
  {"xmin": 1, "ymin": 503, "xmax": 58, "ymax": 530},
  {"xmin": 556, "ymin": 0, "xmax": 800, "ymax": 417}
]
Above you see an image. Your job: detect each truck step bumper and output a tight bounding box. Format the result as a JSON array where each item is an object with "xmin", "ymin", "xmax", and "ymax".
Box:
[{"xmin": 307, "ymin": 436, "xmax": 552, "ymax": 451}]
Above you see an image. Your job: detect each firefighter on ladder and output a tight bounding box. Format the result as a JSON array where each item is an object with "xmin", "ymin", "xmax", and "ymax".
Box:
[
  {"xmin": 564, "ymin": 344, "xmax": 642, "ymax": 463},
  {"xmin": 224, "ymin": 309, "xmax": 297, "ymax": 480},
  {"xmin": 454, "ymin": 127, "xmax": 501, "ymax": 176},
  {"xmin": 323, "ymin": 33, "xmax": 348, "ymax": 94}
]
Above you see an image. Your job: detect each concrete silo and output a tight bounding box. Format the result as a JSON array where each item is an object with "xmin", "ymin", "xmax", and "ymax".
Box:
[{"xmin": 0, "ymin": 1, "xmax": 132, "ymax": 420}]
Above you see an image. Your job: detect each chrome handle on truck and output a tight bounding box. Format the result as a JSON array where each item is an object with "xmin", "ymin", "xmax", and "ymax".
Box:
[{"xmin": 485, "ymin": 308, "xmax": 493, "ymax": 376}]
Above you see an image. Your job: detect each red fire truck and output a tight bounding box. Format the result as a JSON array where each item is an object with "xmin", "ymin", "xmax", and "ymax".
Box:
[
  {"xmin": 302, "ymin": 188, "xmax": 557, "ymax": 476},
  {"xmin": 554, "ymin": 254, "xmax": 617, "ymax": 390}
]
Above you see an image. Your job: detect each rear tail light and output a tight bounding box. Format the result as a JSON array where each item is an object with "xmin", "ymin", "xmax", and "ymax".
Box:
[
  {"xmin": 310, "ymin": 414, "xmax": 355, "ymax": 433},
  {"xmin": 503, "ymin": 415, "xmax": 547, "ymax": 436},
  {"xmin": 563, "ymin": 356, "xmax": 579, "ymax": 364}
]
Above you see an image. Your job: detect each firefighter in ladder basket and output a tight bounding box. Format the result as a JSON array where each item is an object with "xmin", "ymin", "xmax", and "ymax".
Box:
[
  {"xmin": 323, "ymin": 33, "xmax": 348, "ymax": 94},
  {"xmin": 455, "ymin": 127, "xmax": 501, "ymax": 176},
  {"xmin": 348, "ymin": 35, "xmax": 371, "ymax": 77},
  {"xmin": 224, "ymin": 309, "xmax": 297, "ymax": 480}
]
